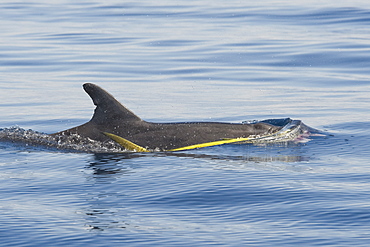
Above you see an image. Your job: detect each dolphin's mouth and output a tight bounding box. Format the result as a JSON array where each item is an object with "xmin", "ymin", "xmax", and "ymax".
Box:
[{"xmin": 240, "ymin": 118, "xmax": 311, "ymax": 144}]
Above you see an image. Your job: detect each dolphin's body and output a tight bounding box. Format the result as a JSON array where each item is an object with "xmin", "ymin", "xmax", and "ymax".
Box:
[{"xmin": 52, "ymin": 83, "xmax": 291, "ymax": 151}]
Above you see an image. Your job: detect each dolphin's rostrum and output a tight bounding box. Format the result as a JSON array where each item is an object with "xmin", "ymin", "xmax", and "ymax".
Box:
[{"xmin": 52, "ymin": 83, "xmax": 297, "ymax": 151}]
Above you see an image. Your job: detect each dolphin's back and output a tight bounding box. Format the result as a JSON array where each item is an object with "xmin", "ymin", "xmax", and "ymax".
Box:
[{"xmin": 52, "ymin": 83, "xmax": 283, "ymax": 151}]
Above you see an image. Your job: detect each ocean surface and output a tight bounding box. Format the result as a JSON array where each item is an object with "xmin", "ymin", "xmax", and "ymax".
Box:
[{"xmin": 1, "ymin": 0, "xmax": 370, "ymax": 246}]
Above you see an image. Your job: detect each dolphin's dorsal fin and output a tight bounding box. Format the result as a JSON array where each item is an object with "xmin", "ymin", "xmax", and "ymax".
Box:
[{"xmin": 83, "ymin": 83, "xmax": 141, "ymax": 123}]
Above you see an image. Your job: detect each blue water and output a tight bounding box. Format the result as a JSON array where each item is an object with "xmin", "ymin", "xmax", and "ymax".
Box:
[{"xmin": 1, "ymin": 0, "xmax": 370, "ymax": 246}]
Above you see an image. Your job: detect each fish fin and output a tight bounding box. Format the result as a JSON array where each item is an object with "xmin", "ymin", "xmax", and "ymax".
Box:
[{"xmin": 83, "ymin": 83, "xmax": 142, "ymax": 124}]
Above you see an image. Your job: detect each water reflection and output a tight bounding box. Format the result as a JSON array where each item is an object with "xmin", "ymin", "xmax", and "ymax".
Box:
[
  {"xmin": 87, "ymin": 153, "xmax": 135, "ymax": 177},
  {"xmin": 81, "ymin": 144, "xmax": 311, "ymax": 231},
  {"xmin": 84, "ymin": 207, "xmax": 129, "ymax": 231},
  {"xmin": 83, "ymin": 154, "xmax": 134, "ymax": 231},
  {"xmin": 89, "ymin": 143, "xmax": 311, "ymax": 165}
]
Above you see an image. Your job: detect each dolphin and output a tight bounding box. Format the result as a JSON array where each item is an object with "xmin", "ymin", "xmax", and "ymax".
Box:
[{"xmin": 51, "ymin": 83, "xmax": 290, "ymax": 152}]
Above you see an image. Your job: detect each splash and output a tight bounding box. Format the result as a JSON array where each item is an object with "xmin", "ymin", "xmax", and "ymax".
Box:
[{"xmin": 0, "ymin": 127, "xmax": 126, "ymax": 153}]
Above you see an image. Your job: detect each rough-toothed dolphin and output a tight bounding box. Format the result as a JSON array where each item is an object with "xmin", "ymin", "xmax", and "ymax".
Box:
[{"xmin": 52, "ymin": 83, "xmax": 304, "ymax": 152}]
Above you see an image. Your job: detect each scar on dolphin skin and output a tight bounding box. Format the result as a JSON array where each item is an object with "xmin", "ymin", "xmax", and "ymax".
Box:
[{"xmin": 51, "ymin": 83, "xmax": 312, "ymax": 152}]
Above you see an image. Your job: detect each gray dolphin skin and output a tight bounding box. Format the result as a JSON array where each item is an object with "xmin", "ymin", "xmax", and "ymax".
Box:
[{"xmin": 52, "ymin": 83, "xmax": 283, "ymax": 151}]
